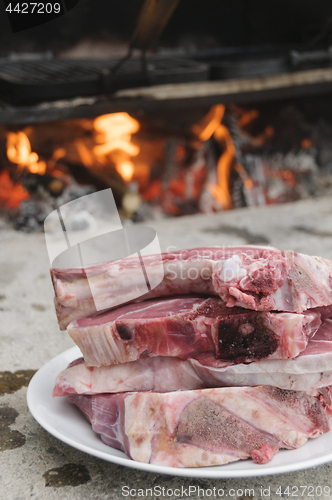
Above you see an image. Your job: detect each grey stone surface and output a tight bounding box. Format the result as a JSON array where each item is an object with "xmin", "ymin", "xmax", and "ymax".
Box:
[{"xmin": 2, "ymin": 196, "xmax": 332, "ymax": 499}]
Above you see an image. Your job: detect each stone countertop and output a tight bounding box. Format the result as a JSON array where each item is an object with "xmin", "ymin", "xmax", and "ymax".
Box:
[{"xmin": 2, "ymin": 196, "xmax": 332, "ymax": 499}]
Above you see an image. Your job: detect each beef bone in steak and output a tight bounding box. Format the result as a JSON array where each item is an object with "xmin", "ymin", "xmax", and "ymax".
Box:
[
  {"xmin": 68, "ymin": 385, "xmax": 331, "ymax": 467},
  {"xmin": 53, "ymin": 356, "xmax": 204, "ymax": 396},
  {"xmin": 67, "ymin": 296, "xmax": 320, "ymax": 366},
  {"xmin": 54, "ymin": 319, "xmax": 332, "ymax": 396},
  {"xmin": 51, "ymin": 246, "xmax": 332, "ymax": 329}
]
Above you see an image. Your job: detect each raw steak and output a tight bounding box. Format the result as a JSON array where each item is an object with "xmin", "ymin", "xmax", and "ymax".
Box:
[
  {"xmin": 53, "ymin": 319, "xmax": 332, "ymax": 396},
  {"xmin": 67, "ymin": 296, "xmax": 320, "ymax": 366},
  {"xmin": 53, "ymin": 356, "xmax": 204, "ymax": 396},
  {"xmin": 68, "ymin": 385, "xmax": 331, "ymax": 467},
  {"xmin": 51, "ymin": 246, "xmax": 332, "ymax": 329}
]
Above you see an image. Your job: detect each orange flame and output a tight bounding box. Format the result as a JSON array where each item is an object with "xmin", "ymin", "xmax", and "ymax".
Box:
[
  {"xmin": 6, "ymin": 131, "xmax": 46, "ymax": 175},
  {"xmin": 192, "ymin": 104, "xmax": 226, "ymax": 142},
  {"xmin": 192, "ymin": 105, "xmax": 235, "ymax": 209},
  {"xmin": 75, "ymin": 139, "xmax": 94, "ymax": 168},
  {"xmin": 7, "ymin": 132, "xmax": 46, "ymax": 175},
  {"xmin": 116, "ymin": 161, "xmax": 135, "ymax": 182},
  {"xmin": 91, "ymin": 112, "xmax": 140, "ymax": 182},
  {"xmin": 213, "ymin": 123, "xmax": 236, "ymax": 209}
]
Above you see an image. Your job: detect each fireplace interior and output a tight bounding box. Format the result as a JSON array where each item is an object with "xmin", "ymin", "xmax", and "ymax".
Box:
[{"xmin": 1, "ymin": 0, "xmax": 332, "ymax": 231}]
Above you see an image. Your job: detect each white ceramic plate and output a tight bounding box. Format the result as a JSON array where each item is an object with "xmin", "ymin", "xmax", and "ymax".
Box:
[{"xmin": 27, "ymin": 346, "xmax": 332, "ymax": 478}]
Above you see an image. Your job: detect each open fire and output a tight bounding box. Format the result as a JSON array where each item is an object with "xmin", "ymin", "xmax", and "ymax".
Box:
[{"xmin": 0, "ymin": 100, "xmax": 330, "ymax": 230}]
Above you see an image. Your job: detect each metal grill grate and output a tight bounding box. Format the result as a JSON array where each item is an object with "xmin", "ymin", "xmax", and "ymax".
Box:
[{"xmin": 0, "ymin": 58, "xmax": 209, "ymax": 103}]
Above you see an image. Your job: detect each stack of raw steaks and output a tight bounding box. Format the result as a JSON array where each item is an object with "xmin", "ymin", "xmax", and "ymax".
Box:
[{"xmin": 52, "ymin": 246, "xmax": 332, "ymax": 467}]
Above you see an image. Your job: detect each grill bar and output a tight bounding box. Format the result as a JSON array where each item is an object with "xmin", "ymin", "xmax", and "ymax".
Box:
[{"xmin": 0, "ymin": 57, "xmax": 209, "ymax": 103}]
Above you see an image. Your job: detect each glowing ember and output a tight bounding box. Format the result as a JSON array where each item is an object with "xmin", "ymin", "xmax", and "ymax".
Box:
[
  {"xmin": 0, "ymin": 170, "xmax": 29, "ymax": 209},
  {"xmin": 6, "ymin": 131, "xmax": 46, "ymax": 175},
  {"xmin": 301, "ymin": 138, "xmax": 312, "ymax": 149}
]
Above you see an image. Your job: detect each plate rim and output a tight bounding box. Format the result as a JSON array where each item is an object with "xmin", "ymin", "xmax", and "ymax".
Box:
[{"xmin": 27, "ymin": 346, "xmax": 332, "ymax": 478}]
